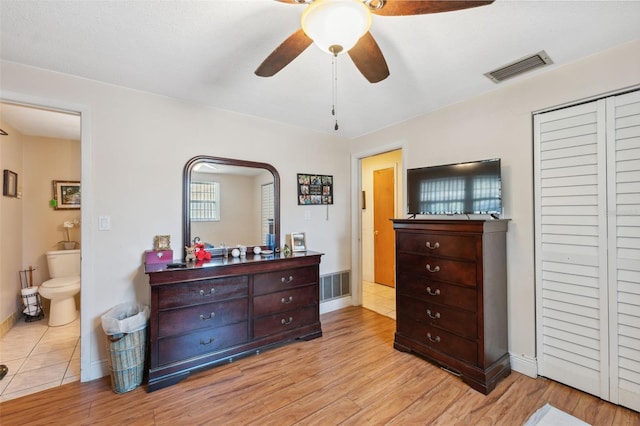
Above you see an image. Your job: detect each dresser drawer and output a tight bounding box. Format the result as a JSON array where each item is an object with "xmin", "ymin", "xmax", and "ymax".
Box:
[
  {"xmin": 397, "ymin": 316, "xmax": 478, "ymax": 366},
  {"xmin": 158, "ymin": 321, "xmax": 248, "ymax": 365},
  {"xmin": 158, "ymin": 298, "xmax": 248, "ymax": 338},
  {"xmin": 397, "ymin": 253, "xmax": 476, "ymax": 287},
  {"xmin": 158, "ymin": 276, "xmax": 248, "ymax": 309},
  {"xmin": 253, "ymin": 285, "xmax": 318, "ymax": 316},
  {"xmin": 397, "ymin": 273, "xmax": 477, "ymax": 311},
  {"xmin": 253, "ymin": 266, "xmax": 318, "ymax": 295},
  {"xmin": 397, "ymin": 232, "xmax": 477, "ymax": 260},
  {"xmin": 253, "ymin": 305, "xmax": 318, "ymax": 339},
  {"xmin": 396, "ymin": 294, "xmax": 477, "ymax": 339}
]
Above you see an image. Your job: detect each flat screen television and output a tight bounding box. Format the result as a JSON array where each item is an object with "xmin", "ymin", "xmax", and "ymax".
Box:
[{"xmin": 407, "ymin": 158, "xmax": 502, "ymax": 216}]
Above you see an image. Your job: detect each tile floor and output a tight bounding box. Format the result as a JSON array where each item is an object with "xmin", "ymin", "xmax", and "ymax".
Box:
[
  {"xmin": 0, "ymin": 317, "xmax": 80, "ymax": 402},
  {"xmin": 362, "ymin": 280, "xmax": 396, "ymax": 320}
]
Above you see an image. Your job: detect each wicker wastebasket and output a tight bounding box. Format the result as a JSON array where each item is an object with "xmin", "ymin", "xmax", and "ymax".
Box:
[
  {"xmin": 105, "ymin": 326, "xmax": 146, "ymax": 393},
  {"xmin": 101, "ymin": 302, "xmax": 149, "ymax": 394}
]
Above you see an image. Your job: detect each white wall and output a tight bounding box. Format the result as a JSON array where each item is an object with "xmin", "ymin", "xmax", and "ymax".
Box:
[
  {"xmin": 351, "ymin": 40, "xmax": 640, "ymax": 376},
  {"xmin": 0, "ymin": 60, "xmax": 351, "ymax": 380}
]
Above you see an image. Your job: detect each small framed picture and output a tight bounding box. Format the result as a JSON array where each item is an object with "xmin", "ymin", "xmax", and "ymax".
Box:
[
  {"xmin": 289, "ymin": 232, "xmax": 307, "ymax": 252},
  {"xmin": 53, "ymin": 180, "xmax": 81, "ymax": 210},
  {"xmin": 153, "ymin": 235, "xmax": 171, "ymax": 250},
  {"xmin": 3, "ymin": 170, "xmax": 17, "ymax": 198}
]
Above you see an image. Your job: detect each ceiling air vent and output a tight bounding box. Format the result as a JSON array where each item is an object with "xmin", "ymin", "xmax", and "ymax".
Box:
[{"xmin": 484, "ymin": 51, "xmax": 553, "ymax": 83}]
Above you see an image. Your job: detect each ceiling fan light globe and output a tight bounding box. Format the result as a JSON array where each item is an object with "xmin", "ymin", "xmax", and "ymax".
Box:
[{"xmin": 301, "ymin": 0, "xmax": 372, "ymax": 55}]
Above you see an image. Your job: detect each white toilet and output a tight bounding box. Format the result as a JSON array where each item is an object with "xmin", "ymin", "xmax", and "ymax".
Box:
[{"xmin": 39, "ymin": 249, "xmax": 81, "ymax": 326}]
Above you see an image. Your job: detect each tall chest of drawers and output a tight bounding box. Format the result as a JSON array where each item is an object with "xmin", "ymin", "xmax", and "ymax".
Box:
[
  {"xmin": 145, "ymin": 252, "xmax": 322, "ymax": 392},
  {"xmin": 392, "ymin": 219, "xmax": 510, "ymax": 394}
]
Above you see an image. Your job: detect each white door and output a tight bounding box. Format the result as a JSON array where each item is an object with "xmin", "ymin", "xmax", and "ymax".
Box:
[
  {"xmin": 606, "ymin": 90, "xmax": 640, "ymax": 412},
  {"xmin": 534, "ymin": 90, "xmax": 640, "ymax": 411},
  {"xmin": 534, "ymin": 99, "xmax": 610, "ymax": 399}
]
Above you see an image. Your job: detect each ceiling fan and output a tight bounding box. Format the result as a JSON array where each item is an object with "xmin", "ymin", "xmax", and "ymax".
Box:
[{"xmin": 255, "ymin": 0, "xmax": 495, "ymax": 83}]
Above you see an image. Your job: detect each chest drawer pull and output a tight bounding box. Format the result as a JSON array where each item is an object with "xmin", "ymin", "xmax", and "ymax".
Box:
[
  {"xmin": 426, "ymin": 309, "xmax": 440, "ymax": 319},
  {"xmin": 426, "ymin": 241, "xmax": 440, "ymax": 249},
  {"xmin": 427, "ymin": 333, "xmax": 441, "ymax": 343},
  {"xmin": 426, "ymin": 286, "xmax": 440, "ymax": 296},
  {"xmin": 200, "ymin": 337, "xmax": 215, "ymax": 346},
  {"xmin": 426, "ymin": 264, "xmax": 440, "ymax": 273},
  {"xmin": 281, "ymin": 276, "xmax": 294, "ymax": 284},
  {"xmin": 199, "ymin": 288, "xmax": 215, "ymax": 297},
  {"xmin": 199, "ymin": 312, "xmax": 215, "ymax": 321},
  {"xmin": 281, "ymin": 296, "xmax": 294, "ymax": 304},
  {"xmin": 281, "ymin": 317, "xmax": 294, "ymax": 325}
]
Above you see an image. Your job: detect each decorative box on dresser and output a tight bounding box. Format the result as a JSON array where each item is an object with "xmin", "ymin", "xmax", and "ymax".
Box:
[
  {"xmin": 145, "ymin": 252, "xmax": 322, "ymax": 392},
  {"xmin": 392, "ymin": 219, "xmax": 510, "ymax": 395}
]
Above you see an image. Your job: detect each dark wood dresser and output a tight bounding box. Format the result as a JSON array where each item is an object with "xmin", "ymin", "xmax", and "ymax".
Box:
[
  {"xmin": 392, "ymin": 219, "xmax": 510, "ymax": 394},
  {"xmin": 145, "ymin": 252, "xmax": 322, "ymax": 392}
]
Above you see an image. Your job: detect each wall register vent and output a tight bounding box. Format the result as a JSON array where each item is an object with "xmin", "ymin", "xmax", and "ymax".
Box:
[
  {"xmin": 484, "ymin": 50, "xmax": 553, "ymax": 83},
  {"xmin": 320, "ymin": 271, "xmax": 350, "ymax": 301}
]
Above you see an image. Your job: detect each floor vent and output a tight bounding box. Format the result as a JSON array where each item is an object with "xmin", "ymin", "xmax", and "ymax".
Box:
[
  {"xmin": 484, "ymin": 50, "xmax": 553, "ymax": 83},
  {"xmin": 320, "ymin": 271, "xmax": 350, "ymax": 302}
]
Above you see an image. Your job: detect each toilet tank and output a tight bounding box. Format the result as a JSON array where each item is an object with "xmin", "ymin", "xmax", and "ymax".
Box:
[{"xmin": 46, "ymin": 249, "xmax": 80, "ymax": 278}]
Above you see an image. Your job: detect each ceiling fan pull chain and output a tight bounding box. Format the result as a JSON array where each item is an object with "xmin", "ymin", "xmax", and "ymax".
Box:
[{"xmin": 332, "ymin": 50, "xmax": 339, "ymax": 131}]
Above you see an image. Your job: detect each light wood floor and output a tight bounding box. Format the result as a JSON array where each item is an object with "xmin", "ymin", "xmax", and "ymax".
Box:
[{"xmin": 1, "ymin": 306, "xmax": 638, "ymax": 425}]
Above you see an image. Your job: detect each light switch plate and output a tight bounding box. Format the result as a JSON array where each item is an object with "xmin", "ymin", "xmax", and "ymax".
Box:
[{"xmin": 98, "ymin": 215, "xmax": 111, "ymax": 231}]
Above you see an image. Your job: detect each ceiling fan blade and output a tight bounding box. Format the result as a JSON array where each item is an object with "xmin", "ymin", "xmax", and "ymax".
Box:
[
  {"xmin": 348, "ymin": 32, "xmax": 389, "ymax": 83},
  {"xmin": 371, "ymin": 0, "xmax": 494, "ymax": 16},
  {"xmin": 274, "ymin": 0, "xmax": 309, "ymax": 3},
  {"xmin": 255, "ymin": 29, "xmax": 313, "ymax": 77}
]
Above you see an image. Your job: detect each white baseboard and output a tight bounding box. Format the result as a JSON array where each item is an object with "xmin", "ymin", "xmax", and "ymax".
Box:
[
  {"xmin": 83, "ymin": 359, "xmax": 109, "ymax": 382},
  {"xmin": 320, "ymin": 296, "xmax": 352, "ymax": 314},
  {"xmin": 510, "ymin": 353, "xmax": 538, "ymax": 378}
]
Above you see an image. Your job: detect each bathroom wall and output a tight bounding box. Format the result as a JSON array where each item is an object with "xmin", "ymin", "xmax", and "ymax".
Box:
[
  {"xmin": 0, "ymin": 120, "xmax": 24, "ymax": 332},
  {"xmin": 0, "ymin": 123, "xmax": 81, "ymax": 329},
  {"xmin": 21, "ymin": 135, "xmax": 81, "ymax": 286}
]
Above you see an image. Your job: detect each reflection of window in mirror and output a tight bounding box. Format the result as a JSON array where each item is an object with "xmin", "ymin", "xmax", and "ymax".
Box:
[
  {"xmin": 261, "ymin": 182, "xmax": 274, "ymax": 244},
  {"xmin": 191, "ymin": 181, "xmax": 220, "ymax": 221}
]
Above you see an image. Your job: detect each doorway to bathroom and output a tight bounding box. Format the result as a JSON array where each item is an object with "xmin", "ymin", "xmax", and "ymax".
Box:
[{"xmin": 0, "ymin": 101, "xmax": 82, "ymax": 401}]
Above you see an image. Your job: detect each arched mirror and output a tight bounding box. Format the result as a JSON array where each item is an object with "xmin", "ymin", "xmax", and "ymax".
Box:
[{"xmin": 183, "ymin": 156, "xmax": 280, "ymax": 258}]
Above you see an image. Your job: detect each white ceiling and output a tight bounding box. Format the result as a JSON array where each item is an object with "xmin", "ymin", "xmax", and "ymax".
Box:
[{"xmin": 1, "ymin": 0, "xmax": 639, "ymax": 139}]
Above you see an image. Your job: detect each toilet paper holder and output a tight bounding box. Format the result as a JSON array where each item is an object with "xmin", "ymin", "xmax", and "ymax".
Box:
[{"xmin": 19, "ymin": 266, "xmax": 44, "ymax": 322}]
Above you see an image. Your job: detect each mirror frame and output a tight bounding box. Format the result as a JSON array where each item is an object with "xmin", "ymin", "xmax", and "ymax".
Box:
[{"xmin": 183, "ymin": 155, "xmax": 280, "ymax": 257}]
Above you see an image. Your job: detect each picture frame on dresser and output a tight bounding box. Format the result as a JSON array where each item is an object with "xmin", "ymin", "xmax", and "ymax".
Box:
[{"xmin": 289, "ymin": 232, "xmax": 307, "ymax": 252}]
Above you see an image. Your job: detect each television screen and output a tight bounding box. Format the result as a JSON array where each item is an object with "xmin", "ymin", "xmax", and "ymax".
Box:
[{"xmin": 407, "ymin": 159, "xmax": 501, "ymax": 215}]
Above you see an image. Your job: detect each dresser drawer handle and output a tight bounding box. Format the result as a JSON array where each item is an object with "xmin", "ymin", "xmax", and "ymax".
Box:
[
  {"xmin": 199, "ymin": 288, "xmax": 215, "ymax": 296},
  {"xmin": 199, "ymin": 312, "xmax": 215, "ymax": 321},
  {"xmin": 281, "ymin": 276, "xmax": 294, "ymax": 284},
  {"xmin": 281, "ymin": 317, "xmax": 294, "ymax": 325},
  {"xmin": 426, "ymin": 309, "xmax": 440, "ymax": 319},
  {"xmin": 426, "ymin": 264, "xmax": 440, "ymax": 273},
  {"xmin": 426, "ymin": 286, "xmax": 440, "ymax": 296},
  {"xmin": 200, "ymin": 337, "xmax": 215, "ymax": 346},
  {"xmin": 426, "ymin": 241, "xmax": 440, "ymax": 250},
  {"xmin": 281, "ymin": 296, "xmax": 293, "ymax": 304},
  {"xmin": 427, "ymin": 333, "xmax": 441, "ymax": 343}
]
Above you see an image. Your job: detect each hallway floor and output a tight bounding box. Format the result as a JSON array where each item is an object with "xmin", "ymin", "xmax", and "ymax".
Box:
[
  {"xmin": 362, "ymin": 280, "xmax": 396, "ymax": 320},
  {"xmin": 0, "ymin": 317, "xmax": 80, "ymax": 402}
]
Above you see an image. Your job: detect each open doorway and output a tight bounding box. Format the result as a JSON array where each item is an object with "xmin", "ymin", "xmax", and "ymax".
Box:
[
  {"xmin": 360, "ymin": 149, "xmax": 402, "ymax": 319},
  {"xmin": 0, "ymin": 101, "xmax": 84, "ymax": 401}
]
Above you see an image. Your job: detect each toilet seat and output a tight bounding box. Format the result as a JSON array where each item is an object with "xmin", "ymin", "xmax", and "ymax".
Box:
[{"xmin": 41, "ymin": 276, "xmax": 80, "ymax": 288}]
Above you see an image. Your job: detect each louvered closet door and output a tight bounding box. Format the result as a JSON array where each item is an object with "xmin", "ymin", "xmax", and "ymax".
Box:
[
  {"xmin": 535, "ymin": 90, "xmax": 640, "ymax": 411},
  {"xmin": 534, "ymin": 100, "xmax": 610, "ymax": 399},
  {"xmin": 607, "ymin": 90, "xmax": 640, "ymax": 411}
]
